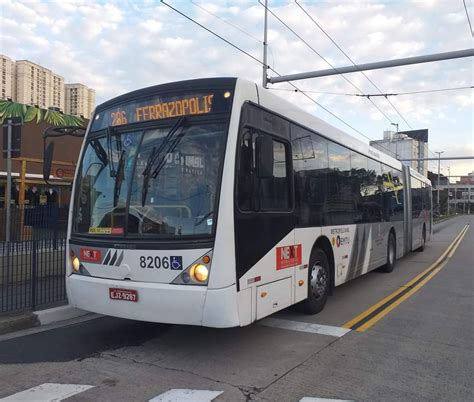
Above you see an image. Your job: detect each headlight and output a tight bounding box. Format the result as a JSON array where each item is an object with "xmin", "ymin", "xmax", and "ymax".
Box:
[
  {"xmin": 72, "ymin": 256, "xmax": 80, "ymax": 272},
  {"xmin": 171, "ymin": 252, "xmax": 213, "ymax": 285},
  {"xmin": 190, "ymin": 264, "xmax": 209, "ymax": 282}
]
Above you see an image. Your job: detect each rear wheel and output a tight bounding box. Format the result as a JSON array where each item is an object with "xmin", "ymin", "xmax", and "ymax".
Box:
[
  {"xmin": 380, "ymin": 232, "xmax": 396, "ymax": 273},
  {"xmin": 298, "ymin": 248, "xmax": 330, "ymax": 315}
]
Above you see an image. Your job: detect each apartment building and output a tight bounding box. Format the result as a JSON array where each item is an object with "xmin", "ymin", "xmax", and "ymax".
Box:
[
  {"xmin": 1, "ymin": 55, "xmax": 15, "ymax": 101},
  {"xmin": 65, "ymin": 83, "xmax": 96, "ymax": 117},
  {"xmin": 0, "ymin": 54, "xmax": 95, "ymax": 115},
  {"xmin": 15, "ymin": 60, "xmax": 65, "ymax": 111}
]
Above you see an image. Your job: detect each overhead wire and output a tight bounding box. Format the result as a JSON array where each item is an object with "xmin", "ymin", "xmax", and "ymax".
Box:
[
  {"xmin": 269, "ymin": 85, "xmax": 473, "ymax": 97},
  {"xmin": 385, "ymin": 85, "xmax": 473, "ymax": 95},
  {"xmin": 294, "ymin": 0, "xmax": 413, "ymax": 130},
  {"xmin": 160, "ymin": 0, "xmax": 399, "ymax": 158},
  {"xmin": 258, "ymin": 1, "xmax": 398, "ymax": 128},
  {"xmin": 191, "ymin": 1, "xmax": 261, "ymax": 43},
  {"xmin": 189, "ymin": 1, "xmax": 277, "ymax": 78},
  {"xmin": 161, "ymin": 1, "xmax": 263, "ymax": 67},
  {"xmin": 463, "ymin": 0, "xmax": 474, "ymax": 37}
]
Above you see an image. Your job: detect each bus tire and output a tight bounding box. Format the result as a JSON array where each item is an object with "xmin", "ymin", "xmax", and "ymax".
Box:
[
  {"xmin": 380, "ymin": 231, "xmax": 396, "ymax": 273},
  {"xmin": 416, "ymin": 225, "xmax": 426, "ymax": 252},
  {"xmin": 299, "ymin": 248, "xmax": 330, "ymax": 315}
]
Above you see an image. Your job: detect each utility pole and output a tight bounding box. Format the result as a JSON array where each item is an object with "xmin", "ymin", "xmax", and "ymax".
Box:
[
  {"xmin": 454, "ymin": 185, "xmax": 457, "ymax": 215},
  {"xmin": 262, "ymin": 0, "xmax": 268, "ymax": 89},
  {"xmin": 447, "ymin": 166, "xmax": 450, "ymax": 216},
  {"xmin": 435, "ymin": 151, "xmax": 444, "ymax": 216}
]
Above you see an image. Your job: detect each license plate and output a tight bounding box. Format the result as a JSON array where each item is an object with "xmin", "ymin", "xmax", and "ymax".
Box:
[{"xmin": 109, "ymin": 288, "xmax": 138, "ymax": 302}]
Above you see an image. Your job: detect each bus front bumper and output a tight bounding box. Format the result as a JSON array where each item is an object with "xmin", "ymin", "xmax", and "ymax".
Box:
[{"xmin": 66, "ymin": 274, "xmax": 239, "ymax": 327}]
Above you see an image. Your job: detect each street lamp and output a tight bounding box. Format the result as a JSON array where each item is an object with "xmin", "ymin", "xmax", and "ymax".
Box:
[
  {"xmin": 390, "ymin": 123, "xmax": 399, "ymax": 159},
  {"xmin": 435, "ymin": 151, "xmax": 444, "ymax": 215}
]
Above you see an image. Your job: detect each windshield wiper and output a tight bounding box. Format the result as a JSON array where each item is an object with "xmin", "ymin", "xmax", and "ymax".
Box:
[
  {"xmin": 106, "ymin": 126, "xmax": 121, "ymax": 177},
  {"xmin": 113, "ymin": 150, "xmax": 126, "ymax": 207},
  {"xmin": 141, "ymin": 117, "xmax": 185, "ymax": 206},
  {"xmin": 194, "ymin": 210, "xmax": 214, "ymax": 227},
  {"xmin": 90, "ymin": 139, "xmax": 108, "ymax": 167}
]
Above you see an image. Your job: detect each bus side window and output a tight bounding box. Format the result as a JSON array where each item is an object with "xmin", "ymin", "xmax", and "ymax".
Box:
[
  {"xmin": 350, "ymin": 151, "xmax": 368, "ymax": 224},
  {"xmin": 292, "ymin": 129, "xmax": 329, "ymax": 227},
  {"xmin": 237, "ymin": 131, "xmax": 291, "ymax": 212},
  {"xmin": 237, "ymin": 131, "xmax": 254, "ymax": 211},
  {"xmin": 259, "ymin": 139, "xmax": 290, "ymax": 211},
  {"xmin": 365, "ymin": 159, "xmax": 384, "ymax": 223},
  {"xmin": 328, "ymin": 142, "xmax": 352, "ymax": 225}
]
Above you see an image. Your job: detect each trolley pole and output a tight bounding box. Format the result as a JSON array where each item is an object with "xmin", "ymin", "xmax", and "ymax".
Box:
[
  {"xmin": 435, "ymin": 151, "xmax": 444, "ymax": 215},
  {"xmin": 262, "ymin": 0, "xmax": 268, "ymax": 88}
]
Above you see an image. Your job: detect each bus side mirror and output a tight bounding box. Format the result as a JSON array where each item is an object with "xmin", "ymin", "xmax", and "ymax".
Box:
[
  {"xmin": 43, "ymin": 142, "xmax": 55, "ymax": 182},
  {"xmin": 255, "ymin": 135, "xmax": 273, "ymax": 179}
]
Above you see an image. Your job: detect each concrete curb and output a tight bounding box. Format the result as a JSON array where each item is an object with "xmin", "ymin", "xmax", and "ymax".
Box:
[
  {"xmin": 0, "ymin": 305, "xmax": 91, "ymax": 336},
  {"xmin": 34, "ymin": 305, "xmax": 90, "ymax": 326},
  {"xmin": 0, "ymin": 313, "xmax": 40, "ymax": 335}
]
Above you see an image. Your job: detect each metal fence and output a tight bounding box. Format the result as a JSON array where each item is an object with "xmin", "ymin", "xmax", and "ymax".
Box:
[{"xmin": 1, "ymin": 206, "xmax": 69, "ymax": 313}]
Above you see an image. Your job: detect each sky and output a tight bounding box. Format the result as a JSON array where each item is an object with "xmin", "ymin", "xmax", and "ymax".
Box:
[{"xmin": 1, "ymin": 0, "xmax": 473, "ymax": 177}]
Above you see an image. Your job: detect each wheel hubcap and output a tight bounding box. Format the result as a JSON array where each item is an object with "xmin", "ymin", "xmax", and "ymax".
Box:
[{"xmin": 310, "ymin": 262, "xmax": 327, "ymax": 299}]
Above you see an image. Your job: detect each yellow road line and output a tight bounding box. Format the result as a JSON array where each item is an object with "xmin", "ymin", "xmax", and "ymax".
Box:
[
  {"xmin": 356, "ymin": 262, "xmax": 446, "ymax": 332},
  {"xmin": 342, "ymin": 224, "xmax": 470, "ymax": 331}
]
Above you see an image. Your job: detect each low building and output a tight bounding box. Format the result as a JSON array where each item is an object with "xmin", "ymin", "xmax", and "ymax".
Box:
[{"xmin": 1, "ymin": 113, "xmax": 86, "ymax": 208}]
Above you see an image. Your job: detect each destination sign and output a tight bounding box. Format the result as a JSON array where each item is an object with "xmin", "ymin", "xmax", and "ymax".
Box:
[{"xmin": 91, "ymin": 90, "xmax": 232, "ymax": 131}]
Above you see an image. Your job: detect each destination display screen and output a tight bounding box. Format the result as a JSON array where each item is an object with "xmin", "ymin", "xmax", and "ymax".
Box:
[{"xmin": 91, "ymin": 90, "xmax": 233, "ymax": 131}]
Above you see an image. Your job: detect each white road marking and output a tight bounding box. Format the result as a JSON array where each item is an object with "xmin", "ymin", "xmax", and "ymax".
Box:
[
  {"xmin": 149, "ymin": 389, "xmax": 223, "ymax": 402},
  {"xmin": 260, "ymin": 317, "xmax": 351, "ymax": 338},
  {"xmin": 1, "ymin": 383, "xmax": 94, "ymax": 401},
  {"xmin": 300, "ymin": 398, "xmax": 352, "ymax": 402}
]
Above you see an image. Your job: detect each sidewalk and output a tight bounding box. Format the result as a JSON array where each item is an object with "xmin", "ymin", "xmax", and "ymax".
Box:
[{"xmin": 0, "ymin": 305, "xmax": 91, "ymax": 336}]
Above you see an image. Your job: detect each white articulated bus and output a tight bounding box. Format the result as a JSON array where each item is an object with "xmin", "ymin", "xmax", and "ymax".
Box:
[{"xmin": 47, "ymin": 78, "xmax": 432, "ymax": 327}]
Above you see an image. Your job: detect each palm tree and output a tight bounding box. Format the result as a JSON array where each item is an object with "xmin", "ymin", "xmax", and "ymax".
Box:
[{"xmin": 0, "ymin": 100, "xmax": 85, "ymax": 126}]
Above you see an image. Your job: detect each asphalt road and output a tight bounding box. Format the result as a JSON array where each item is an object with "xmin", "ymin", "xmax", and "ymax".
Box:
[{"xmin": 0, "ymin": 216, "xmax": 472, "ymax": 401}]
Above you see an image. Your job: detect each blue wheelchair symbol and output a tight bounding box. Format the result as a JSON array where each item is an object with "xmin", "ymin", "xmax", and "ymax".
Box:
[
  {"xmin": 170, "ymin": 256, "xmax": 183, "ymax": 270},
  {"xmin": 123, "ymin": 134, "xmax": 133, "ymax": 147}
]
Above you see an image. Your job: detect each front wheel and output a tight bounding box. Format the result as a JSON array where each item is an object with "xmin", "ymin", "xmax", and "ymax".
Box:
[
  {"xmin": 298, "ymin": 248, "xmax": 330, "ymax": 315},
  {"xmin": 380, "ymin": 232, "xmax": 396, "ymax": 273}
]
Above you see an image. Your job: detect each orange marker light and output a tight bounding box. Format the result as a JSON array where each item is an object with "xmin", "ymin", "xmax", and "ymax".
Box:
[{"xmin": 202, "ymin": 255, "xmax": 211, "ymax": 264}]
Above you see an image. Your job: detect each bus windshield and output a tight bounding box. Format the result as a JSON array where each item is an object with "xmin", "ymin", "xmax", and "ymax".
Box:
[{"xmin": 73, "ymin": 121, "xmax": 227, "ymax": 238}]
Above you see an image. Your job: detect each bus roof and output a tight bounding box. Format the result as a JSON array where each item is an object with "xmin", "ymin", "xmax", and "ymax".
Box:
[
  {"xmin": 95, "ymin": 77, "xmax": 237, "ymax": 111},
  {"xmin": 247, "ymin": 78, "xmax": 406, "ymax": 172}
]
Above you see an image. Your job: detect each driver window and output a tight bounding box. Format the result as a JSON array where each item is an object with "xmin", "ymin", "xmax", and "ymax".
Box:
[{"xmin": 237, "ymin": 130, "xmax": 291, "ymax": 212}]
